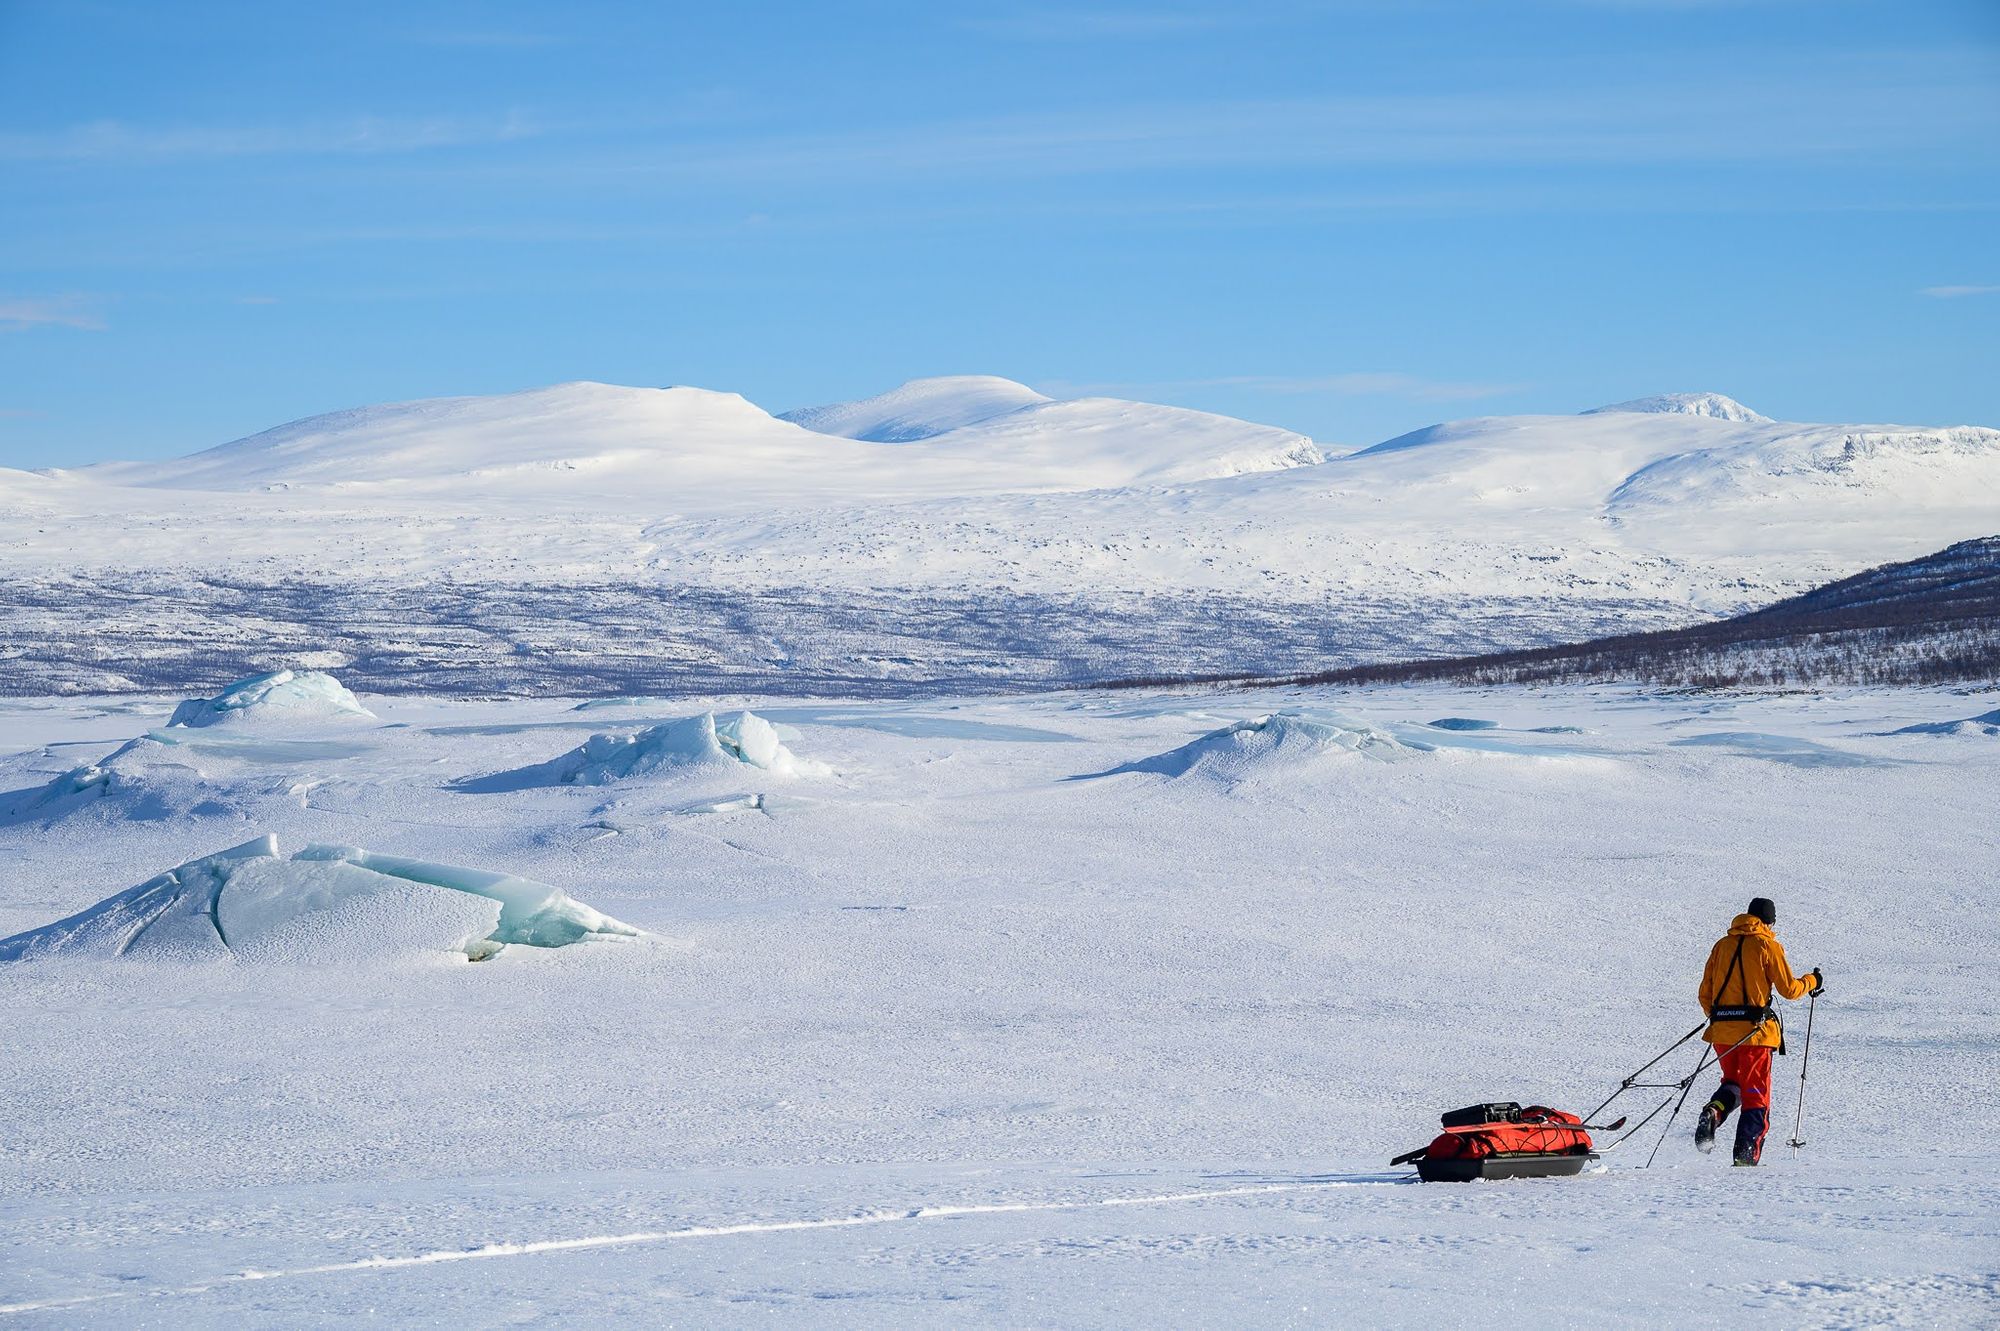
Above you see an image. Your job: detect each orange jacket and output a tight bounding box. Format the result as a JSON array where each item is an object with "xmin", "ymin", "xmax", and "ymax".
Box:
[{"xmin": 1699, "ymin": 914, "xmax": 1813, "ymax": 1049}]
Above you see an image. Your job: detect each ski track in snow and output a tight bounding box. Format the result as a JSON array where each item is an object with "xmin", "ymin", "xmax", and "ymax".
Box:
[{"xmin": 0, "ymin": 1180, "xmax": 1370, "ymax": 1317}]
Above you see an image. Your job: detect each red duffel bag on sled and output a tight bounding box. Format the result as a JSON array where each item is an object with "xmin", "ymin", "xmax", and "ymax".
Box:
[{"xmin": 1392, "ymin": 1102, "xmax": 1599, "ymax": 1181}]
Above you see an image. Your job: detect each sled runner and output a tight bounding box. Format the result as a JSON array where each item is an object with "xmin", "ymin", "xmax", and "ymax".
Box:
[{"xmin": 1391, "ymin": 1102, "xmax": 1600, "ymax": 1182}]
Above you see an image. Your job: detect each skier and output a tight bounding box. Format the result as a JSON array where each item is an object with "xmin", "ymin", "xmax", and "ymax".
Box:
[{"xmin": 1693, "ymin": 897, "xmax": 1822, "ymax": 1165}]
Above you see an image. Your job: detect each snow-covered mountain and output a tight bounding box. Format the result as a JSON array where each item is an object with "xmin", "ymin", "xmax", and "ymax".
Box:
[
  {"xmin": 1607, "ymin": 424, "xmax": 2000, "ymax": 516},
  {"xmin": 1583, "ymin": 391, "xmax": 1772, "ymax": 424},
  {"xmin": 79, "ymin": 376, "xmax": 1323, "ymax": 499},
  {"xmin": 6, "ymin": 378, "xmax": 1998, "ymax": 694},
  {"xmin": 0, "ymin": 465, "xmax": 56, "ymax": 503},
  {"xmin": 781, "ymin": 376, "xmax": 1324, "ymax": 483},
  {"xmin": 779, "ymin": 374, "xmax": 1051, "ymax": 442},
  {"xmin": 904, "ymin": 395, "xmax": 1326, "ymax": 484},
  {"xmin": 85, "ymin": 382, "xmax": 878, "ymax": 495}
]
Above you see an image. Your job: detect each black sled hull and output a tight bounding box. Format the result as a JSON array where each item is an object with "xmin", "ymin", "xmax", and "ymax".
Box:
[{"xmin": 1416, "ymin": 1152, "xmax": 1596, "ymax": 1183}]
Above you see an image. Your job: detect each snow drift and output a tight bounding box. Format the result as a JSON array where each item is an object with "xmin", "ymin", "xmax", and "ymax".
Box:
[
  {"xmin": 0, "ymin": 737, "xmax": 243, "ymax": 825},
  {"xmin": 464, "ymin": 711, "xmax": 824, "ymax": 792},
  {"xmin": 4, "ymin": 740, "xmax": 155, "ymax": 821},
  {"xmin": 1891, "ymin": 708, "xmax": 2000, "ymax": 737},
  {"xmin": 168, "ymin": 669, "xmax": 375, "ymax": 728},
  {"xmin": 0, "ymin": 836, "xmax": 641, "ymax": 963},
  {"xmin": 1090, "ymin": 713, "xmax": 1428, "ymax": 783}
]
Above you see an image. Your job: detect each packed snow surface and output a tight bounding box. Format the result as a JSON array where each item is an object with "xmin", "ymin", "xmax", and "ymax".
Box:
[
  {"xmin": 166, "ymin": 669, "xmax": 375, "ymax": 728},
  {"xmin": 0, "ymin": 835, "xmax": 639, "ymax": 963},
  {"xmin": 1, "ymin": 683, "xmax": 1997, "ymax": 1323}
]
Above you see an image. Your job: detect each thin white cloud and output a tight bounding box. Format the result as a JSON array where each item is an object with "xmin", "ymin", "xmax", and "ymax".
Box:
[
  {"xmin": 0, "ymin": 113, "xmax": 539, "ymax": 162},
  {"xmin": 1229, "ymin": 372, "xmax": 1522, "ymax": 400},
  {"xmin": 1561, "ymin": 1, "xmax": 1808, "ymax": 7},
  {"xmin": 963, "ymin": 8, "xmax": 1238, "ymax": 40},
  {"xmin": 404, "ymin": 30, "xmax": 562, "ymax": 48},
  {"xmin": 424, "ymin": 52, "xmax": 1994, "ymax": 193},
  {"xmin": 0, "ymin": 296, "xmax": 105, "ymax": 332},
  {"xmin": 1921, "ymin": 284, "xmax": 2000, "ymax": 299},
  {"xmin": 1050, "ymin": 372, "xmax": 1519, "ymax": 401}
]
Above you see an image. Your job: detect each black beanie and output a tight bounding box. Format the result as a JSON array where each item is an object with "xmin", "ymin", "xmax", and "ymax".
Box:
[{"xmin": 1748, "ymin": 897, "xmax": 1776, "ymax": 925}]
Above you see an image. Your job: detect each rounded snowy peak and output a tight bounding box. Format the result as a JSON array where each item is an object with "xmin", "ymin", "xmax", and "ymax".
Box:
[
  {"xmin": 780, "ymin": 375, "xmax": 1052, "ymax": 442},
  {"xmin": 1583, "ymin": 392, "xmax": 1772, "ymax": 424},
  {"xmin": 88, "ymin": 381, "xmax": 834, "ymax": 492},
  {"xmin": 919, "ymin": 395, "xmax": 1324, "ymax": 484}
]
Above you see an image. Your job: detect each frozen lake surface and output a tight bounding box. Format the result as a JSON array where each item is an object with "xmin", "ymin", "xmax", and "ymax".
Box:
[{"xmin": 2, "ymin": 682, "xmax": 1996, "ymax": 1326}]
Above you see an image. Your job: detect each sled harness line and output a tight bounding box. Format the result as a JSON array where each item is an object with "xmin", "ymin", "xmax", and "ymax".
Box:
[{"xmin": 1587, "ymin": 1015, "xmax": 1772, "ymax": 1168}]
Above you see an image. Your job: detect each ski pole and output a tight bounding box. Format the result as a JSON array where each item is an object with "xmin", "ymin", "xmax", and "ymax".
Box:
[
  {"xmin": 1643, "ymin": 1044, "xmax": 1713, "ymax": 1168},
  {"xmin": 1787, "ymin": 991, "xmax": 1817, "ymax": 1150}
]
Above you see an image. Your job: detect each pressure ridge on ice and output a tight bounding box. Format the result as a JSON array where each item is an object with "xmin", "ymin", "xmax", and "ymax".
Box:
[
  {"xmin": 1095, "ymin": 713, "xmax": 1429, "ymax": 783},
  {"xmin": 166, "ymin": 669, "xmax": 375, "ymax": 728},
  {"xmin": 0, "ymin": 836, "xmax": 640, "ymax": 963},
  {"xmin": 5, "ymin": 672, "xmax": 380, "ymax": 823},
  {"xmin": 467, "ymin": 710, "xmax": 825, "ymax": 790}
]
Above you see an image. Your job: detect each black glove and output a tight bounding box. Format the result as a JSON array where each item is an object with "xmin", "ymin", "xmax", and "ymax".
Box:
[{"xmin": 1809, "ymin": 967, "xmax": 1824, "ymax": 997}]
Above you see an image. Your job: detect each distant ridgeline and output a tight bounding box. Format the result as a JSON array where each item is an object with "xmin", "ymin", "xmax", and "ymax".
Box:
[
  {"xmin": 10, "ymin": 378, "xmax": 2000, "ymax": 696},
  {"xmin": 1287, "ymin": 537, "xmax": 2000, "ymax": 690}
]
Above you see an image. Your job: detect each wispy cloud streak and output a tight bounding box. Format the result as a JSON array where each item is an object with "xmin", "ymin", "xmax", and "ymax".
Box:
[
  {"xmin": 0, "ymin": 296, "xmax": 105, "ymax": 331},
  {"xmin": 407, "ymin": 54, "xmax": 1996, "ymax": 194},
  {"xmin": 1051, "ymin": 371, "xmax": 1519, "ymax": 401},
  {"xmin": 963, "ymin": 7, "xmax": 1240, "ymax": 40},
  {"xmin": 0, "ymin": 113, "xmax": 538, "ymax": 162},
  {"xmin": 1922, "ymin": 284, "xmax": 2000, "ymax": 299}
]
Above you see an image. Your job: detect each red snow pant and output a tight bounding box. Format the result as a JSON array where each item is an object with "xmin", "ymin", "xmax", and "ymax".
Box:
[
  {"xmin": 1718, "ymin": 1044, "xmax": 1773, "ymax": 1110},
  {"xmin": 1711, "ymin": 1043, "xmax": 1774, "ymax": 1163}
]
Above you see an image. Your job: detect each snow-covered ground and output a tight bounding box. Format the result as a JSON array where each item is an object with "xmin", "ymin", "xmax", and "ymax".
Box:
[
  {"xmin": 6, "ymin": 380, "xmax": 1997, "ymax": 693},
  {"xmin": 3, "ymin": 680, "xmax": 1996, "ymax": 1325}
]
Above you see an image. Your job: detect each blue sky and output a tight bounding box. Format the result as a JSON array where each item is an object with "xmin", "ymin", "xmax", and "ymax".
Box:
[{"xmin": 2, "ymin": 0, "xmax": 1997, "ymax": 466}]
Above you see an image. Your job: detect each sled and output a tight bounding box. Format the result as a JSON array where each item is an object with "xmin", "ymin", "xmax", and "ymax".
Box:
[
  {"xmin": 1411, "ymin": 1151, "xmax": 1596, "ymax": 1182},
  {"xmin": 1393, "ymin": 1102, "xmax": 1600, "ymax": 1182}
]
